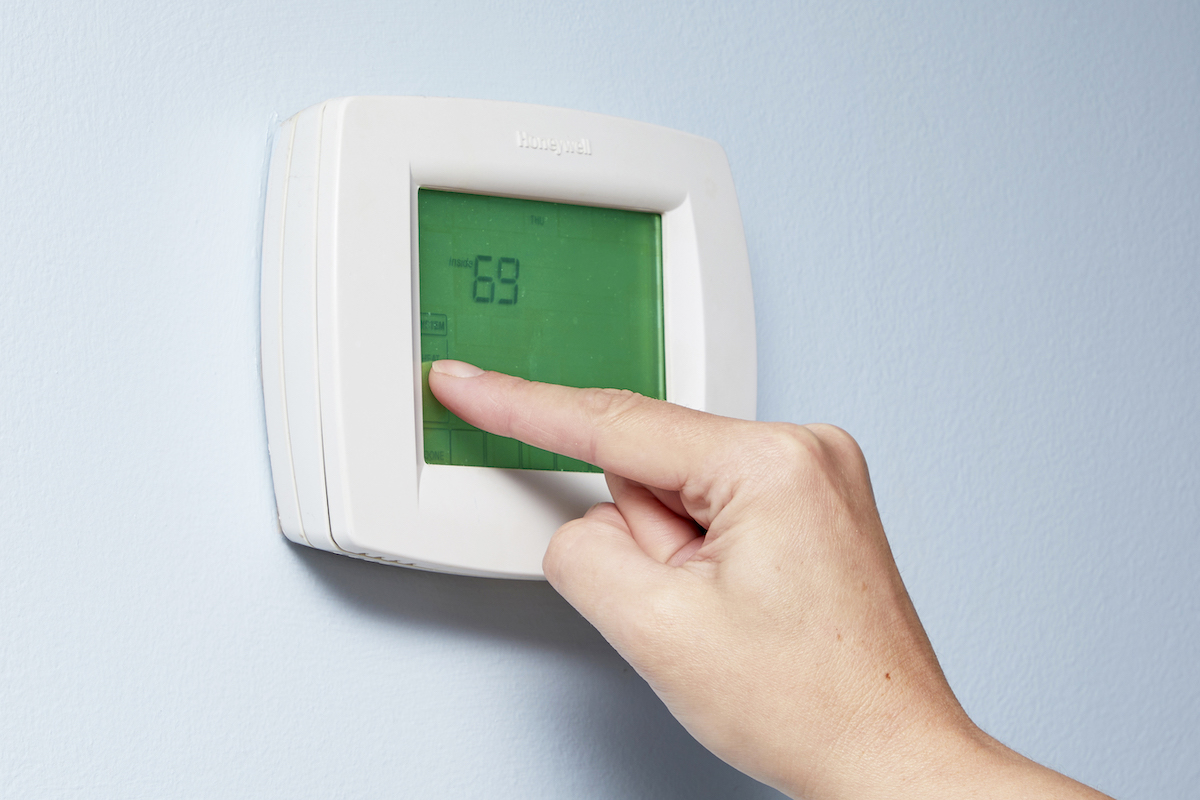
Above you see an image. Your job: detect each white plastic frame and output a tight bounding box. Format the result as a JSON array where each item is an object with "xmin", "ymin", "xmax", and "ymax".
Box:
[{"xmin": 261, "ymin": 97, "xmax": 755, "ymax": 579}]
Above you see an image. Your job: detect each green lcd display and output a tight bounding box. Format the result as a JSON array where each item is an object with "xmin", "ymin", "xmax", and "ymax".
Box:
[{"xmin": 418, "ymin": 189, "xmax": 665, "ymax": 472}]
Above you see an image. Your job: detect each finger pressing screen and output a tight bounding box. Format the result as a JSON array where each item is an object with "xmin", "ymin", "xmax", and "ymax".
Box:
[{"xmin": 427, "ymin": 360, "xmax": 741, "ymax": 490}]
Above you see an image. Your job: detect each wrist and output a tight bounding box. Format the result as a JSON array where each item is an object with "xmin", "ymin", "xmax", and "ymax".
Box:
[{"xmin": 778, "ymin": 702, "xmax": 1110, "ymax": 800}]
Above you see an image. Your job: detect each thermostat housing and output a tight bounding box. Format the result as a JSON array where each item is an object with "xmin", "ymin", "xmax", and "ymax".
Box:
[{"xmin": 261, "ymin": 96, "xmax": 755, "ymax": 579}]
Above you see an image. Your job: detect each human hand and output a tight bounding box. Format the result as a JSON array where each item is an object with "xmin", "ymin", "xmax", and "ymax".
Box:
[{"xmin": 429, "ymin": 361, "xmax": 1112, "ymax": 800}]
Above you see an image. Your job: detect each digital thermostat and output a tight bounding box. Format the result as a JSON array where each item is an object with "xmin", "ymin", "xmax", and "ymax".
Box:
[{"xmin": 261, "ymin": 96, "xmax": 755, "ymax": 579}]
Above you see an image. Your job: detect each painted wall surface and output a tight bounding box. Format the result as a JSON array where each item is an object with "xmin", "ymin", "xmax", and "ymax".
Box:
[{"xmin": 2, "ymin": 2, "xmax": 1196, "ymax": 797}]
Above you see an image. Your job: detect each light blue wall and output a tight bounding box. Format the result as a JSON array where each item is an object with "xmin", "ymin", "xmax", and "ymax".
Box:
[{"xmin": 2, "ymin": 2, "xmax": 1196, "ymax": 797}]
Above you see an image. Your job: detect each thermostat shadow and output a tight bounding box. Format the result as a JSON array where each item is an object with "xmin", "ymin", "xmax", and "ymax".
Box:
[
  {"xmin": 292, "ymin": 466, "xmax": 606, "ymax": 650},
  {"xmin": 291, "ymin": 540, "xmax": 595, "ymax": 652}
]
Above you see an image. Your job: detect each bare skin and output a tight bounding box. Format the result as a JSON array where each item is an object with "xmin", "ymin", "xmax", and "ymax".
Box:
[{"xmin": 429, "ymin": 359, "xmax": 1114, "ymax": 800}]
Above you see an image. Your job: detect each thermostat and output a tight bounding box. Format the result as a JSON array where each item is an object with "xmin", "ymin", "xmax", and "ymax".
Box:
[{"xmin": 260, "ymin": 96, "xmax": 755, "ymax": 579}]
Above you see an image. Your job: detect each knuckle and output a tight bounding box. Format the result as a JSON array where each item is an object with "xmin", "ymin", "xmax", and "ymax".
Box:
[
  {"xmin": 743, "ymin": 422, "xmax": 869, "ymax": 491},
  {"xmin": 542, "ymin": 508, "xmax": 626, "ymax": 587},
  {"xmin": 581, "ymin": 386, "xmax": 644, "ymax": 422},
  {"xmin": 806, "ymin": 423, "xmax": 866, "ymax": 465},
  {"xmin": 579, "ymin": 387, "xmax": 647, "ymax": 461},
  {"xmin": 748, "ymin": 422, "xmax": 824, "ymax": 469}
]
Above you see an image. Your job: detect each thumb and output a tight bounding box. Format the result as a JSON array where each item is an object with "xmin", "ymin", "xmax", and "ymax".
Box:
[{"xmin": 544, "ymin": 503, "xmax": 674, "ymax": 637}]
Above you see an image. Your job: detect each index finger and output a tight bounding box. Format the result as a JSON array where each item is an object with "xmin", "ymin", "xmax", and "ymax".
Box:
[{"xmin": 427, "ymin": 360, "xmax": 745, "ymax": 490}]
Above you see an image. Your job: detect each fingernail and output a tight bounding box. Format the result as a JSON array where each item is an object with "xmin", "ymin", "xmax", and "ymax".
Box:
[{"xmin": 430, "ymin": 360, "xmax": 484, "ymax": 378}]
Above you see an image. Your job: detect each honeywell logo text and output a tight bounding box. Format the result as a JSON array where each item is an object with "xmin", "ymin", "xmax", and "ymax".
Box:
[{"xmin": 515, "ymin": 131, "xmax": 592, "ymax": 156}]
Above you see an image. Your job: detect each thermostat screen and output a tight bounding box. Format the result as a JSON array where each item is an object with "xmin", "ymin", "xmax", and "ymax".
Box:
[{"xmin": 418, "ymin": 189, "xmax": 665, "ymax": 472}]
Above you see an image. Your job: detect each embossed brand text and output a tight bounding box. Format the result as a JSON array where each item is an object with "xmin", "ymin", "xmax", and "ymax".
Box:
[{"xmin": 515, "ymin": 131, "xmax": 592, "ymax": 156}]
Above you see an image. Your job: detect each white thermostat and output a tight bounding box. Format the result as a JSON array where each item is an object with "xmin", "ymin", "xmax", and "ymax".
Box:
[{"xmin": 261, "ymin": 96, "xmax": 755, "ymax": 579}]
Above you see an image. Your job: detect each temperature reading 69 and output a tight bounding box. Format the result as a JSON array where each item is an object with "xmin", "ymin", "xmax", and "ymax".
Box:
[{"xmin": 472, "ymin": 255, "xmax": 519, "ymax": 305}]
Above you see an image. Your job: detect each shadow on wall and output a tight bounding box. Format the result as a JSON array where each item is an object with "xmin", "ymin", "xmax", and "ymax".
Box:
[
  {"xmin": 292, "ymin": 543, "xmax": 784, "ymax": 799},
  {"xmin": 289, "ymin": 539, "xmax": 593, "ymax": 650}
]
